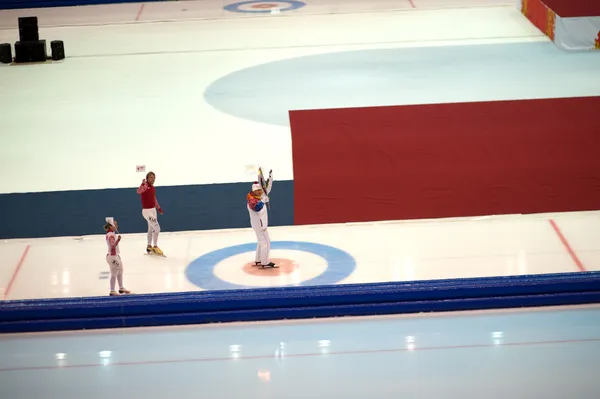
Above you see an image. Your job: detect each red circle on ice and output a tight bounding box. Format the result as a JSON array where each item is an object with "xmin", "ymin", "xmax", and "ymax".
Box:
[
  {"xmin": 242, "ymin": 258, "xmax": 298, "ymax": 276},
  {"xmin": 251, "ymin": 3, "xmax": 278, "ymax": 8}
]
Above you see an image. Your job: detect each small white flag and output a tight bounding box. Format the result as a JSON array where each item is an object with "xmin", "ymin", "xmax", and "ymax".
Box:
[
  {"xmin": 136, "ymin": 165, "xmax": 146, "ymax": 173},
  {"xmin": 245, "ymin": 164, "xmax": 259, "ymax": 176}
]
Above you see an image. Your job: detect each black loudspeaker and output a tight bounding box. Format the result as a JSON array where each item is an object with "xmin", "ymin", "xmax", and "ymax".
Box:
[
  {"xmin": 18, "ymin": 16, "xmax": 39, "ymax": 42},
  {"xmin": 14, "ymin": 40, "xmax": 47, "ymax": 63},
  {"xmin": 51, "ymin": 40, "xmax": 65, "ymax": 60},
  {"xmin": 0, "ymin": 43, "xmax": 12, "ymax": 64}
]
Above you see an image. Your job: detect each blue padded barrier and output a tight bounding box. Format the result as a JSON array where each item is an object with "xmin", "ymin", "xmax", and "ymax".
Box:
[
  {"xmin": 2, "ymin": 271, "xmax": 599, "ymax": 321},
  {"xmin": 1, "ymin": 271, "xmax": 600, "ymax": 333},
  {"xmin": 2, "ymin": 291, "xmax": 600, "ymax": 334}
]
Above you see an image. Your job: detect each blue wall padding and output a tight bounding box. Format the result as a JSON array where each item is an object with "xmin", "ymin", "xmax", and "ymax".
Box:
[
  {"xmin": 0, "ymin": 181, "xmax": 294, "ymax": 239},
  {"xmin": 2, "ymin": 292, "xmax": 600, "ymax": 334},
  {"xmin": 1, "ymin": 271, "xmax": 599, "ymax": 333}
]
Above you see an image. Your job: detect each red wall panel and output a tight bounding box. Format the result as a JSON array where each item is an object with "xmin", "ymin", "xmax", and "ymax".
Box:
[{"xmin": 289, "ymin": 97, "xmax": 600, "ymax": 226}]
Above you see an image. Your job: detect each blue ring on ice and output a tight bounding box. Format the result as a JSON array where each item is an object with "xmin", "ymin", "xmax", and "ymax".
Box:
[
  {"xmin": 224, "ymin": 0, "xmax": 306, "ymax": 13},
  {"xmin": 185, "ymin": 241, "xmax": 356, "ymax": 290}
]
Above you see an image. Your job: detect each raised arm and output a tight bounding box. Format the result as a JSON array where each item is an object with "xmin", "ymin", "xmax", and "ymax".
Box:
[
  {"xmin": 265, "ymin": 170, "xmax": 273, "ymax": 194},
  {"xmin": 137, "ymin": 180, "xmax": 149, "ymax": 195}
]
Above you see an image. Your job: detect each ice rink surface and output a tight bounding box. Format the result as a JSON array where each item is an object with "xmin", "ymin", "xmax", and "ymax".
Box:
[
  {"xmin": 1, "ymin": 210, "xmax": 600, "ymax": 300},
  {"xmin": 1, "ymin": 305, "xmax": 600, "ymax": 398},
  {"xmin": 1, "ymin": 0, "xmax": 599, "ymax": 397}
]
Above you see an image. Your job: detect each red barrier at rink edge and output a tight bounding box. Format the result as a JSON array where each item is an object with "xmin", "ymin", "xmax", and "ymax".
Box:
[
  {"xmin": 289, "ymin": 96, "xmax": 600, "ymax": 226},
  {"xmin": 541, "ymin": 0, "xmax": 600, "ymax": 18},
  {"xmin": 521, "ymin": 0, "xmax": 553, "ymax": 39}
]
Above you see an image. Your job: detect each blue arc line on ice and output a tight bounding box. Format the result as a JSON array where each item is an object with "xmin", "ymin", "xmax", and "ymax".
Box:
[{"xmin": 203, "ymin": 42, "xmax": 600, "ymax": 127}]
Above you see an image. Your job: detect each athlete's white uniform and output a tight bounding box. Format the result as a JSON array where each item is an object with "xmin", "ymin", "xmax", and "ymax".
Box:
[
  {"xmin": 105, "ymin": 231, "xmax": 123, "ymax": 291},
  {"xmin": 247, "ymin": 174, "xmax": 273, "ymax": 265}
]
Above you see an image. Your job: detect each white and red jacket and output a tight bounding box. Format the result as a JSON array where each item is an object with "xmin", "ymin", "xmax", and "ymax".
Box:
[
  {"xmin": 106, "ymin": 231, "xmax": 120, "ymax": 256},
  {"xmin": 247, "ymin": 174, "xmax": 273, "ymax": 230}
]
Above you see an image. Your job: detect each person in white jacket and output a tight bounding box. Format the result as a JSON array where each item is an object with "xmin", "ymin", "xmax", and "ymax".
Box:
[{"xmin": 246, "ymin": 170, "xmax": 275, "ymax": 268}]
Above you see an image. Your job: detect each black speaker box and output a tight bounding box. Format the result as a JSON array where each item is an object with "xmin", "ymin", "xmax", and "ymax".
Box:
[
  {"xmin": 15, "ymin": 40, "xmax": 47, "ymax": 63},
  {"xmin": 18, "ymin": 16, "xmax": 39, "ymax": 42},
  {"xmin": 0, "ymin": 43, "xmax": 12, "ymax": 64},
  {"xmin": 51, "ymin": 40, "xmax": 65, "ymax": 61}
]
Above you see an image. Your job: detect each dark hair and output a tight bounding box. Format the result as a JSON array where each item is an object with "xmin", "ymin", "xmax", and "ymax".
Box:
[{"xmin": 104, "ymin": 223, "xmax": 112, "ymax": 231}]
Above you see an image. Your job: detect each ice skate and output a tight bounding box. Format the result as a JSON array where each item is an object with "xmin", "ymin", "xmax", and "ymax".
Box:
[
  {"xmin": 260, "ymin": 262, "xmax": 278, "ymax": 269},
  {"xmin": 109, "ymin": 291, "xmax": 120, "ymax": 296},
  {"xmin": 152, "ymin": 246, "xmax": 165, "ymax": 257},
  {"xmin": 145, "ymin": 245, "xmax": 166, "ymax": 257},
  {"xmin": 119, "ymin": 288, "xmax": 132, "ymax": 294}
]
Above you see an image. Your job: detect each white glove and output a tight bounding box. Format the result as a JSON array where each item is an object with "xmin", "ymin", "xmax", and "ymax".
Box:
[{"xmin": 262, "ymin": 195, "xmax": 270, "ymax": 203}]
